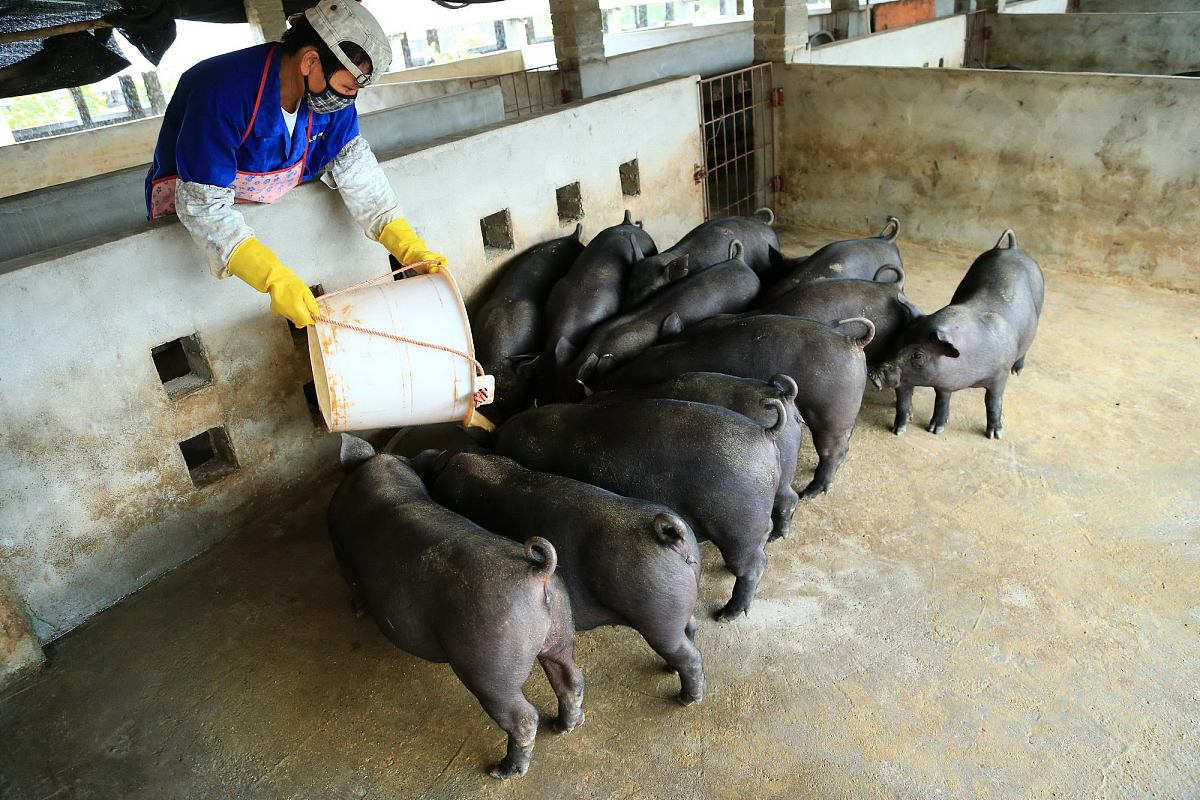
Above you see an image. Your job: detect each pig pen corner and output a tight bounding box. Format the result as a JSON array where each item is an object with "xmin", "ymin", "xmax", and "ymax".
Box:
[{"xmin": 3, "ymin": 6, "xmax": 1200, "ymax": 798}]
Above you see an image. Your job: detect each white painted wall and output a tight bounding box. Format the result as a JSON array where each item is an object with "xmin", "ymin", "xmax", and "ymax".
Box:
[
  {"xmin": 1002, "ymin": 0, "xmax": 1069, "ymax": 13},
  {"xmin": 603, "ymin": 19, "xmax": 751, "ymax": 56},
  {"xmin": 581, "ymin": 30, "xmax": 754, "ymax": 96},
  {"xmin": 802, "ymin": 14, "xmax": 967, "ymax": 67},
  {"xmin": 0, "ymin": 77, "xmax": 704, "ymax": 646}
]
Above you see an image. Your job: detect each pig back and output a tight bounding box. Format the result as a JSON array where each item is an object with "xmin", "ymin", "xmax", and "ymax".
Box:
[
  {"xmin": 760, "ymin": 279, "xmax": 918, "ymax": 363},
  {"xmin": 330, "ymin": 460, "xmax": 557, "ymax": 662},
  {"xmin": 496, "ymin": 400, "xmax": 779, "ymax": 545},
  {"xmin": 599, "ymin": 316, "xmax": 868, "ymax": 435}
]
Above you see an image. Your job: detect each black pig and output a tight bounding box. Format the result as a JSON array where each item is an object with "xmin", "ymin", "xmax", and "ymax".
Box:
[
  {"xmin": 870, "ymin": 229, "xmax": 1044, "ymax": 438},
  {"xmin": 540, "ymin": 211, "xmax": 657, "ymax": 397},
  {"xmin": 761, "ymin": 217, "xmax": 902, "ymax": 302},
  {"xmin": 473, "ymin": 225, "xmax": 585, "ymax": 420},
  {"xmin": 624, "ymin": 209, "xmax": 779, "ymax": 307},
  {"xmin": 427, "ymin": 452, "xmax": 706, "ymax": 705},
  {"xmin": 758, "ymin": 270, "xmax": 922, "ymax": 365},
  {"xmin": 496, "ymin": 398, "xmax": 785, "ymax": 621},
  {"xmin": 566, "ymin": 243, "xmax": 760, "ymax": 395},
  {"xmin": 597, "ymin": 315, "xmax": 872, "ymax": 497},
  {"xmin": 329, "ymin": 436, "xmax": 584, "ymax": 780},
  {"xmin": 584, "ymin": 372, "xmax": 803, "ymax": 540}
]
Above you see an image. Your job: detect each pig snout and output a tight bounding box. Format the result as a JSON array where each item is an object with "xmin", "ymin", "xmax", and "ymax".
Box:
[{"xmin": 870, "ymin": 362, "xmax": 901, "ymax": 390}]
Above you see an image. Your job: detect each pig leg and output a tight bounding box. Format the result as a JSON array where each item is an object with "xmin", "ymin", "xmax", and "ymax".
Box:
[
  {"xmin": 463, "ymin": 679, "xmax": 540, "ymax": 780},
  {"xmin": 927, "ymin": 389, "xmax": 952, "ymax": 434},
  {"xmin": 537, "ymin": 647, "xmax": 586, "ymax": 733},
  {"xmin": 801, "ymin": 426, "xmax": 852, "ymax": 497},
  {"xmin": 715, "ymin": 543, "xmax": 768, "ymax": 621},
  {"xmin": 641, "ymin": 628, "xmax": 706, "ymax": 705},
  {"xmin": 892, "ymin": 385, "xmax": 914, "ymax": 436},
  {"xmin": 984, "ymin": 377, "xmax": 1008, "ymax": 440},
  {"xmin": 769, "ymin": 484, "xmax": 800, "ymax": 541}
]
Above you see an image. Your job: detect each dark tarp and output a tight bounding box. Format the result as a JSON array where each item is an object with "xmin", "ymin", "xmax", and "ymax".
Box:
[{"xmin": 0, "ymin": 0, "xmax": 251, "ymax": 98}]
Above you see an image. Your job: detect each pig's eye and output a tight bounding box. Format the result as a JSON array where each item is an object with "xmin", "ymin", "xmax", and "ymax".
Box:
[{"xmin": 910, "ymin": 351, "xmax": 923, "ymax": 362}]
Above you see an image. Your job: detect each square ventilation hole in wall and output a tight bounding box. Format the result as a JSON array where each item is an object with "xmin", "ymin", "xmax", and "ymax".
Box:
[
  {"xmin": 152, "ymin": 334, "xmax": 212, "ymax": 400},
  {"xmin": 556, "ymin": 182, "xmax": 584, "ymax": 224},
  {"xmin": 480, "ymin": 209, "xmax": 514, "ymax": 258},
  {"xmin": 302, "ymin": 381, "xmax": 326, "ymax": 430},
  {"xmin": 179, "ymin": 426, "xmax": 238, "ymax": 488},
  {"xmin": 620, "ymin": 159, "xmax": 641, "ymax": 197},
  {"xmin": 287, "ymin": 284, "xmax": 324, "ymax": 347}
]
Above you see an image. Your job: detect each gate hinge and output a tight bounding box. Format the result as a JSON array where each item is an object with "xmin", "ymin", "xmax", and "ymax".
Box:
[
  {"xmin": 771, "ymin": 87, "xmax": 784, "ymax": 107},
  {"xmin": 693, "ymin": 164, "xmax": 705, "ymax": 184},
  {"xmin": 772, "ymin": 175, "xmax": 785, "ymax": 193}
]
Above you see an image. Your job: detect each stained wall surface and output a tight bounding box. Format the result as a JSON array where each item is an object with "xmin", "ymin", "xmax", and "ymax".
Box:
[
  {"xmin": 988, "ymin": 12, "xmax": 1200, "ymax": 74},
  {"xmin": 776, "ymin": 64, "xmax": 1200, "ymax": 291},
  {"xmin": 0, "ymin": 77, "xmax": 704, "ymax": 651}
]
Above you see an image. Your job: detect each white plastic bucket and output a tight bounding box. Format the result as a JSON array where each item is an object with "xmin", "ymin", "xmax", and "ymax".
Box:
[{"xmin": 307, "ymin": 269, "xmax": 494, "ymax": 432}]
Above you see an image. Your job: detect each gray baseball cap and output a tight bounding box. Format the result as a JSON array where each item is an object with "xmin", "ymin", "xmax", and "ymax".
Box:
[{"xmin": 304, "ymin": 0, "xmax": 393, "ymax": 85}]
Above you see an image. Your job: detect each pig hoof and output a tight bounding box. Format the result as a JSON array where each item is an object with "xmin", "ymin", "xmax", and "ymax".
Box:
[
  {"xmin": 891, "ymin": 423, "xmax": 908, "ymax": 436},
  {"xmin": 677, "ymin": 691, "xmax": 702, "ymax": 707},
  {"xmin": 987, "ymin": 426, "xmax": 1003, "ymax": 440},
  {"xmin": 489, "ymin": 762, "xmax": 527, "ymax": 781},
  {"xmin": 714, "ymin": 606, "xmax": 746, "ymax": 622},
  {"xmin": 926, "ymin": 422, "xmax": 945, "ymax": 435},
  {"xmin": 553, "ymin": 712, "xmax": 584, "ymax": 733}
]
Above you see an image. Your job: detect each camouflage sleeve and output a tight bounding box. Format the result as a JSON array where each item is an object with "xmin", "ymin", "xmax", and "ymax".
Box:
[
  {"xmin": 175, "ymin": 180, "xmax": 254, "ymax": 279},
  {"xmin": 319, "ymin": 135, "xmax": 400, "ymax": 241}
]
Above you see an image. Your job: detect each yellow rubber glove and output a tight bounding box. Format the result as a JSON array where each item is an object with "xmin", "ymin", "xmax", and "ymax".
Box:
[
  {"xmin": 227, "ymin": 237, "xmax": 320, "ymax": 328},
  {"xmin": 379, "ymin": 217, "xmax": 448, "ymax": 274}
]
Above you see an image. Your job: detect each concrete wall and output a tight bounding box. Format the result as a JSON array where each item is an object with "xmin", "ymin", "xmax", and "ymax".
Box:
[
  {"xmin": 1002, "ymin": 0, "xmax": 1069, "ymax": 12},
  {"xmin": 0, "ymin": 88, "xmax": 506, "ymax": 264},
  {"xmin": 0, "ymin": 77, "xmax": 704, "ymax": 657},
  {"xmin": 775, "ymin": 64, "xmax": 1200, "ymax": 291},
  {"xmin": 988, "ymin": 12, "xmax": 1200, "ymax": 74},
  {"xmin": 379, "ymin": 49, "xmax": 527, "ymax": 82},
  {"xmin": 0, "ymin": 80, "xmax": 502, "ymax": 200},
  {"xmin": 0, "ymin": 582, "xmax": 43, "ymax": 685},
  {"xmin": 580, "ymin": 30, "xmax": 754, "ymax": 96},
  {"xmin": 603, "ymin": 20, "xmax": 751, "ymax": 56},
  {"xmin": 1078, "ymin": 0, "xmax": 1200, "ymax": 9},
  {"xmin": 803, "ymin": 15, "xmax": 967, "ymax": 67}
]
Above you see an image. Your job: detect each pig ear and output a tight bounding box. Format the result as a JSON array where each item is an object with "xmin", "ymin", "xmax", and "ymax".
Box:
[
  {"xmin": 665, "ymin": 254, "xmax": 690, "ymax": 283},
  {"xmin": 930, "ymin": 330, "xmax": 960, "ymax": 358},
  {"xmin": 573, "ymin": 222, "xmax": 583, "ymax": 241},
  {"xmin": 339, "ymin": 434, "xmax": 376, "ymax": 473},
  {"xmin": 509, "ymin": 353, "xmax": 540, "ymax": 378},
  {"xmin": 660, "ymin": 312, "xmax": 683, "ymax": 337},
  {"xmin": 623, "ymin": 209, "xmax": 633, "ymax": 225},
  {"xmin": 576, "ymin": 353, "xmax": 599, "ymax": 384},
  {"xmin": 554, "ymin": 337, "xmax": 578, "ymax": 367},
  {"xmin": 728, "ymin": 239, "xmax": 744, "ymax": 261}
]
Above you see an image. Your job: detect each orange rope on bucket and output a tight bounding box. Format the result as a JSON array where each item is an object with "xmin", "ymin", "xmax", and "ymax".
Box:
[{"xmin": 312, "ymin": 261, "xmax": 490, "ymax": 408}]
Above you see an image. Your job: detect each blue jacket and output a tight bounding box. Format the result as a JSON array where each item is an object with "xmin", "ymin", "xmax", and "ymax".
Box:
[{"xmin": 146, "ymin": 43, "xmax": 359, "ymax": 215}]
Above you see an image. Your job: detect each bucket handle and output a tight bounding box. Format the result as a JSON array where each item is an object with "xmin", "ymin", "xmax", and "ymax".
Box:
[{"xmin": 313, "ymin": 260, "xmax": 490, "ymax": 408}]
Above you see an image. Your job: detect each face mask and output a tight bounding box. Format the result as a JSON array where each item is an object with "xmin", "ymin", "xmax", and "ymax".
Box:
[{"xmin": 304, "ymin": 70, "xmax": 356, "ymax": 114}]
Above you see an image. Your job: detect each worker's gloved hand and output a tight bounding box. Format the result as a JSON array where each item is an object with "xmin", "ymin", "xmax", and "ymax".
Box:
[
  {"xmin": 379, "ymin": 217, "xmax": 448, "ymax": 274},
  {"xmin": 227, "ymin": 237, "xmax": 320, "ymax": 327}
]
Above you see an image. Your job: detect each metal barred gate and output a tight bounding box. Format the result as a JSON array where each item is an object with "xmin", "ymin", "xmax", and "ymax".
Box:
[{"xmin": 696, "ymin": 63, "xmax": 780, "ymax": 221}]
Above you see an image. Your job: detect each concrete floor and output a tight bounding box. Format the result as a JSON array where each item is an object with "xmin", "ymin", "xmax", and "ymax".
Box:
[{"xmin": 2, "ymin": 228, "xmax": 1198, "ymax": 800}]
